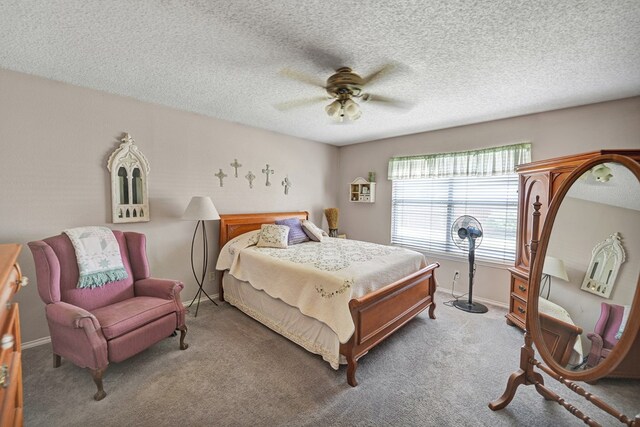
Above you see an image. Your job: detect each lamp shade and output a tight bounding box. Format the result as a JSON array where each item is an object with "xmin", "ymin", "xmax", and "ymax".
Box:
[
  {"xmin": 182, "ymin": 196, "xmax": 220, "ymax": 220},
  {"xmin": 543, "ymin": 256, "xmax": 569, "ymax": 281}
]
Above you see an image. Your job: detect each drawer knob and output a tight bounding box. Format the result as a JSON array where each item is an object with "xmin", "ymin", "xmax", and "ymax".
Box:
[
  {"xmin": 517, "ymin": 307, "xmax": 526, "ymax": 314},
  {"xmin": 1, "ymin": 334, "xmax": 14, "ymax": 350},
  {"xmin": 18, "ymin": 276, "xmax": 29, "ymax": 287},
  {"xmin": 0, "ymin": 364, "xmax": 8, "ymax": 388},
  {"xmin": 518, "ymin": 285, "xmax": 527, "ymax": 292}
]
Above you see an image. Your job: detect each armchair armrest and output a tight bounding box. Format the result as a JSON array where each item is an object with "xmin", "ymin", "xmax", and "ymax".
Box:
[
  {"xmin": 587, "ymin": 332, "xmax": 604, "ymax": 347},
  {"xmin": 45, "ymin": 301, "xmax": 101, "ymax": 331},
  {"xmin": 586, "ymin": 332, "xmax": 605, "ymax": 367},
  {"xmin": 135, "ymin": 277, "xmax": 184, "ymax": 300},
  {"xmin": 45, "ymin": 302, "xmax": 108, "ymax": 371}
]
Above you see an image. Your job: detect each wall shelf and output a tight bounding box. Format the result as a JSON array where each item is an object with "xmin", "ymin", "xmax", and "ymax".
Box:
[{"xmin": 350, "ymin": 177, "xmax": 376, "ymax": 203}]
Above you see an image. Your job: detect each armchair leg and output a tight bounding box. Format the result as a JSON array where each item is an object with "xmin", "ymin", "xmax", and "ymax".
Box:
[
  {"xmin": 179, "ymin": 325, "xmax": 189, "ymax": 350},
  {"xmin": 53, "ymin": 353, "xmax": 61, "ymax": 368},
  {"xmin": 88, "ymin": 368, "xmax": 107, "ymax": 401}
]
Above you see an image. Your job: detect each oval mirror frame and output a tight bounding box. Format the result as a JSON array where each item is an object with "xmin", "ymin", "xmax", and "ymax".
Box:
[{"xmin": 528, "ymin": 154, "xmax": 640, "ymax": 382}]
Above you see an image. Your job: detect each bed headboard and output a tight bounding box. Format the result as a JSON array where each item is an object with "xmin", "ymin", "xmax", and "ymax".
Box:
[{"xmin": 218, "ymin": 211, "xmax": 309, "ymax": 247}]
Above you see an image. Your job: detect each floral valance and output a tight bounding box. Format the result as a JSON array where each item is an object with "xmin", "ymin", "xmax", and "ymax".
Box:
[{"xmin": 387, "ymin": 142, "xmax": 531, "ymax": 180}]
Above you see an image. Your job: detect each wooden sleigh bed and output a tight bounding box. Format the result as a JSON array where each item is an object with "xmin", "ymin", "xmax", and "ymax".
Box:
[{"xmin": 217, "ymin": 211, "xmax": 439, "ymax": 386}]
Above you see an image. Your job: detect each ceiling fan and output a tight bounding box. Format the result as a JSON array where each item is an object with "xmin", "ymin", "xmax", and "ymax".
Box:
[{"xmin": 274, "ymin": 65, "xmax": 409, "ymax": 122}]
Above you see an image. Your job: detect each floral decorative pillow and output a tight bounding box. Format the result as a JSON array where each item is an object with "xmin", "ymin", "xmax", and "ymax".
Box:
[
  {"xmin": 256, "ymin": 224, "xmax": 290, "ymax": 248},
  {"xmin": 301, "ymin": 220, "xmax": 328, "ymax": 242},
  {"xmin": 275, "ymin": 218, "xmax": 310, "ymax": 245}
]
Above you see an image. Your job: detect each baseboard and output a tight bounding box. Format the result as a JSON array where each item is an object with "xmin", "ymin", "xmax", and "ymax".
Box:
[
  {"xmin": 22, "ymin": 336, "xmax": 51, "ymax": 350},
  {"xmin": 21, "ymin": 293, "xmax": 221, "ymax": 350},
  {"xmin": 436, "ymin": 287, "xmax": 509, "ymax": 309}
]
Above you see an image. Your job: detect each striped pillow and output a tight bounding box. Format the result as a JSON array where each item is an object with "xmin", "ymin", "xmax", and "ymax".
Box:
[{"xmin": 275, "ymin": 218, "xmax": 310, "ymax": 245}]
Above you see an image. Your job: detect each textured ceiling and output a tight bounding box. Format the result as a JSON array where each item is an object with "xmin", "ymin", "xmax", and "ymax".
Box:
[
  {"xmin": 1, "ymin": 1, "xmax": 639, "ymax": 146},
  {"xmin": 568, "ymin": 163, "xmax": 640, "ymax": 211}
]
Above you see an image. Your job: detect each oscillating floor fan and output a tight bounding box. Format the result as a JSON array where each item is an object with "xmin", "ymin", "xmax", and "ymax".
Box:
[{"xmin": 451, "ymin": 215, "xmax": 488, "ymax": 314}]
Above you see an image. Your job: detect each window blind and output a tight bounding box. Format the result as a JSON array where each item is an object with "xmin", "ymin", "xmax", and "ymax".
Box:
[{"xmin": 391, "ymin": 174, "xmax": 519, "ymax": 263}]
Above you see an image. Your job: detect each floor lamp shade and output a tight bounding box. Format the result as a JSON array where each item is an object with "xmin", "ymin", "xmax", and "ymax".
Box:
[
  {"xmin": 182, "ymin": 196, "xmax": 220, "ymax": 221},
  {"xmin": 543, "ymin": 256, "xmax": 569, "ymax": 281}
]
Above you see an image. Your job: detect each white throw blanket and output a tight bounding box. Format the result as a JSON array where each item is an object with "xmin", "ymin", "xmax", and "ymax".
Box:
[
  {"xmin": 217, "ymin": 231, "xmax": 427, "ymax": 343},
  {"xmin": 64, "ymin": 226, "xmax": 128, "ymax": 288}
]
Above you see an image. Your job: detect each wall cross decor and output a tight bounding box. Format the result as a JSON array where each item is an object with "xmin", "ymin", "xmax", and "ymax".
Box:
[
  {"xmin": 230, "ymin": 159, "xmax": 242, "ymax": 177},
  {"xmin": 282, "ymin": 176, "xmax": 292, "ymax": 195},
  {"xmin": 245, "ymin": 171, "xmax": 256, "ymax": 189},
  {"xmin": 215, "ymin": 169, "xmax": 228, "ymax": 187},
  {"xmin": 262, "ymin": 164, "xmax": 274, "ymax": 186}
]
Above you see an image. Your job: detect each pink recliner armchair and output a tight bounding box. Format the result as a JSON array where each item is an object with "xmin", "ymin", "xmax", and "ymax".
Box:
[
  {"xmin": 28, "ymin": 231, "xmax": 188, "ymax": 401},
  {"xmin": 585, "ymin": 302, "xmax": 625, "ymax": 369}
]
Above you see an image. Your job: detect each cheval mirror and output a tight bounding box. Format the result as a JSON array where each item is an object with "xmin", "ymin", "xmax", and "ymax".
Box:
[{"xmin": 490, "ymin": 154, "xmax": 640, "ymax": 426}]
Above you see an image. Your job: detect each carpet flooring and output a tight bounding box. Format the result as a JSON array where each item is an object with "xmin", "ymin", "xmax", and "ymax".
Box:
[{"xmin": 22, "ymin": 292, "xmax": 639, "ymax": 426}]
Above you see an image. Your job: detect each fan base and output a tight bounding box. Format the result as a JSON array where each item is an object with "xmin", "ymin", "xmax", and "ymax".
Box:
[{"xmin": 453, "ymin": 300, "xmax": 488, "ymax": 314}]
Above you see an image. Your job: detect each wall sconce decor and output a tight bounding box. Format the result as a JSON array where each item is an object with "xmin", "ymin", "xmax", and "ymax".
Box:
[
  {"xmin": 581, "ymin": 232, "xmax": 626, "ymax": 298},
  {"xmin": 107, "ymin": 133, "xmax": 150, "ymax": 223}
]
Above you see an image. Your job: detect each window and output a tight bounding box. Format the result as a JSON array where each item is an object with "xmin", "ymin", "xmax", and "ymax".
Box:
[
  {"xmin": 388, "ymin": 143, "xmax": 530, "ymax": 264},
  {"xmin": 391, "ymin": 175, "xmax": 519, "ymax": 263}
]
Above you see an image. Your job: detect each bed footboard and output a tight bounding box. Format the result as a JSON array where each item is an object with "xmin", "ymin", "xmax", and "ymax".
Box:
[{"xmin": 340, "ymin": 263, "xmax": 439, "ymax": 386}]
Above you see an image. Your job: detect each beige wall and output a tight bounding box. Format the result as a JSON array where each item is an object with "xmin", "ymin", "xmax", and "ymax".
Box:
[
  {"xmin": 337, "ymin": 97, "xmax": 640, "ymax": 306},
  {"xmin": 2, "ymin": 66, "xmax": 639, "ymax": 343},
  {"xmin": 0, "ymin": 68, "xmax": 339, "ymax": 342},
  {"xmin": 546, "ymin": 197, "xmax": 640, "ymax": 353}
]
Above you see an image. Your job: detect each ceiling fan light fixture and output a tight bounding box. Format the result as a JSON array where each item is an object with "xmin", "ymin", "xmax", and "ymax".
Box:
[
  {"xmin": 345, "ymin": 105, "xmax": 361, "ymax": 121},
  {"xmin": 325, "ymin": 99, "xmax": 342, "ymax": 118}
]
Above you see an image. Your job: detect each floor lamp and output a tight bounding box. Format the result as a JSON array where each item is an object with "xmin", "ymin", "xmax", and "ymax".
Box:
[
  {"xmin": 182, "ymin": 196, "xmax": 220, "ymax": 316},
  {"xmin": 540, "ymin": 255, "xmax": 569, "ymax": 300}
]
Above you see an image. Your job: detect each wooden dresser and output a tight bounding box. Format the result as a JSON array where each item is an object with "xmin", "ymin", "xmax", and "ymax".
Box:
[
  {"xmin": 507, "ymin": 149, "xmax": 640, "ymax": 330},
  {"xmin": 0, "ymin": 244, "xmax": 25, "ymax": 427}
]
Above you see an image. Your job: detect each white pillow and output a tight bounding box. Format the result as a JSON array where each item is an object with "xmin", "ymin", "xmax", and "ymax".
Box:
[
  {"xmin": 301, "ymin": 220, "xmax": 327, "ymax": 242},
  {"xmin": 256, "ymin": 224, "xmax": 290, "ymax": 248}
]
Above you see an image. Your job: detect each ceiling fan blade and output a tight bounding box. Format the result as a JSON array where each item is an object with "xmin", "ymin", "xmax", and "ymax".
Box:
[
  {"xmin": 362, "ymin": 63, "xmax": 396, "ymax": 86},
  {"xmin": 273, "ymin": 96, "xmax": 328, "ymax": 111},
  {"xmin": 303, "ymin": 46, "xmax": 347, "ymax": 71},
  {"xmin": 279, "ymin": 68, "xmax": 326, "ymax": 88},
  {"xmin": 362, "ymin": 93, "xmax": 413, "ymax": 109}
]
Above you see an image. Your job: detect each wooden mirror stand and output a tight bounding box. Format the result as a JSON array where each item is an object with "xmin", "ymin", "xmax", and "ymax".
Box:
[{"xmin": 489, "ymin": 155, "xmax": 640, "ymax": 427}]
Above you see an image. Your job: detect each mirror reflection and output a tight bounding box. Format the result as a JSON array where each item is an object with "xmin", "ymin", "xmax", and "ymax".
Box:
[{"xmin": 538, "ymin": 161, "xmax": 640, "ymax": 373}]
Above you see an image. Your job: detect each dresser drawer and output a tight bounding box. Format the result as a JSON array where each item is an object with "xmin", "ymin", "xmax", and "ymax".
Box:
[
  {"xmin": 0, "ymin": 264, "xmax": 21, "ymax": 333},
  {"xmin": 0, "ymin": 352, "xmax": 22, "ymax": 427},
  {"xmin": 511, "ymin": 276, "xmax": 529, "ymax": 301},
  {"xmin": 511, "ymin": 297, "xmax": 527, "ymax": 325},
  {"xmin": 0, "ymin": 306, "xmax": 21, "ymax": 427}
]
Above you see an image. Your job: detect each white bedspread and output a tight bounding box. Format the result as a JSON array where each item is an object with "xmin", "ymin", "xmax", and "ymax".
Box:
[{"xmin": 216, "ymin": 231, "xmax": 427, "ymax": 343}]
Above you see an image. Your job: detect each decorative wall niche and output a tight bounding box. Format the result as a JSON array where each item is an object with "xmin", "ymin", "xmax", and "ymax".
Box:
[{"xmin": 107, "ymin": 133, "xmax": 150, "ymax": 223}]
